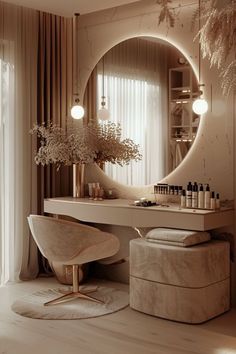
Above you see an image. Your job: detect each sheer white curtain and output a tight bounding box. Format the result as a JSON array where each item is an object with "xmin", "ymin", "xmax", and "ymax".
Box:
[
  {"xmin": 0, "ymin": 2, "xmax": 39, "ymax": 284},
  {"xmin": 0, "ymin": 52, "xmax": 14, "ymax": 283},
  {"xmin": 97, "ymin": 38, "xmax": 168, "ymax": 185}
]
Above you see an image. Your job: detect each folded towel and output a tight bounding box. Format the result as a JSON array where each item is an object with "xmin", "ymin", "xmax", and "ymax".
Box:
[{"xmin": 146, "ymin": 228, "xmax": 211, "ymax": 247}]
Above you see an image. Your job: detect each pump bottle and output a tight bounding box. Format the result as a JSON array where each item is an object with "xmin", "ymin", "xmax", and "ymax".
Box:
[
  {"xmin": 204, "ymin": 184, "xmax": 210, "ymax": 209},
  {"xmin": 216, "ymin": 193, "xmax": 220, "ymax": 209},
  {"xmin": 210, "ymin": 191, "xmax": 216, "ymax": 210},
  {"xmin": 181, "ymin": 190, "xmax": 186, "ymax": 208},
  {"xmin": 192, "ymin": 182, "xmax": 198, "ymax": 208},
  {"xmin": 198, "ymin": 184, "xmax": 204, "ymax": 209},
  {"xmin": 186, "ymin": 182, "xmax": 192, "ymax": 208}
]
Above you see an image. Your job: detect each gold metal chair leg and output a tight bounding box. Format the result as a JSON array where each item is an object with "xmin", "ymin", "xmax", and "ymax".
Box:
[
  {"xmin": 44, "ymin": 265, "xmax": 103, "ymax": 306},
  {"xmin": 58, "ymin": 286, "xmax": 98, "ymax": 295},
  {"xmin": 44, "ymin": 292, "xmax": 76, "ymax": 306},
  {"xmin": 45, "ymin": 290, "xmax": 104, "ymax": 306}
]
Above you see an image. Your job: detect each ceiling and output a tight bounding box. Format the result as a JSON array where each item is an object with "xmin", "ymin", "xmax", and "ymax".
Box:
[{"xmin": 3, "ymin": 0, "xmax": 140, "ymax": 17}]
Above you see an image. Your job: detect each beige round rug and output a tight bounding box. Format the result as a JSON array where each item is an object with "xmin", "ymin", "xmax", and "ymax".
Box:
[{"xmin": 11, "ymin": 285, "xmax": 129, "ymax": 320}]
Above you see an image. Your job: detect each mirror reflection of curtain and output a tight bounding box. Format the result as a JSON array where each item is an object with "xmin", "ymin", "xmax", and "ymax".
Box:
[{"xmin": 97, "ymin": 38, "xmax": 168, "ymax": 185}]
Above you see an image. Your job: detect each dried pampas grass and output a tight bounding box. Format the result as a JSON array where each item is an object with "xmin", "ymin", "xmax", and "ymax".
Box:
[
  {"xmin": 198, "ymin": 0, "xmax": 236, "ymax": 95},
  {"xmin": 157, "ymin": 0, "xmax": 236, "ymax": 96}
]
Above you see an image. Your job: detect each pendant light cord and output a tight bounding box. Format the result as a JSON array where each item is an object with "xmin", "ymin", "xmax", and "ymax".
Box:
[
  {"xmin": 102, "ymin": 57, "xmax": 105, "ymax": 101},
  {"xmin": 198, "ymin": 0, "xmax": 201, "ymax": 86},
  {"xmin": 73, "ymin": 13, "xmax": 80, "ymax": 102}
]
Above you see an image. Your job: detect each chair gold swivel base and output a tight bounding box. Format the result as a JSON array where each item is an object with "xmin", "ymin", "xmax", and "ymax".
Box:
[{"xmin": 44, "ymin": 265, "xmax": 104, "ymax": 306}]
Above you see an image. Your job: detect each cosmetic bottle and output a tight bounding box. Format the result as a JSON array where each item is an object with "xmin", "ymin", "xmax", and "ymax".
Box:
[
  {"xmin": 192, "ymin": 182, "xmax": 198, "ymax": 208},
  {"xmin": 174, "ymin": 186, "xmax": 179, "ymax": 195},
  {"xmin": 216, "ymin": 193, "xmax": 220, "ymax": 210},
  {"xmin": 204, "ymin": 184, "xmax": 210, "ymax": 209},
  {"xmin": 181, "ymin": 189, "xmax": 186, "ymax": 208},
  {"xmin": 186, "ymin": 182, "xmax": 192, "ymax": 208},
  {"xmin": 210, "ymin": 191, "xmax": 216, "ymax": 210},
  {"xmin": 178, "ymin": 186, "xmax": 183, "ymax": 196},
  {"xmin": 198, "ymin": 184, "xmax": 204, "ymax": 209}
]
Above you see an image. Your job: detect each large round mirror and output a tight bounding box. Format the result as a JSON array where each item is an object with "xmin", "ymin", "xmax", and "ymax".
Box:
[{"xmin": 84, "ymin": 36, "xmax": 200, "ymax": 186}]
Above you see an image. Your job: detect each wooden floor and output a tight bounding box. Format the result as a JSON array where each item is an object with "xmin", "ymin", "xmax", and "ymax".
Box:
[{"xmin": 1, "ymin": 277, "xmax": 236, "ymax": 354}]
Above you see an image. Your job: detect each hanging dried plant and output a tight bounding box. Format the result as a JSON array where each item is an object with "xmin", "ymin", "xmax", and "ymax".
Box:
[
  {"xmin": 220, "ymin": 59, "xmax": 236, "ymax": 97},
  {"xmin": 157, "ymin": 0, "xmax": 236, "ymax": 96},
  {"xmin": 156, "ymin": 0, "xmax": 176, "ymax": 28},
  {"xmin": 199, "ymin": 1, "xmax": 235, "ymax": 69},
  {"xmin": 198, "ymin": 0, "xmax": 236, "ymax": 95},
  {"xmin": 190, "ymin": 0, "xmax": 211, "ymax": 32}
]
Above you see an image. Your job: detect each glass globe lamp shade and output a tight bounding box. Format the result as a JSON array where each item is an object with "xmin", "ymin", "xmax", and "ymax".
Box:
[
  {"xmin": 97, "ymin": 107, "xmax": 110, "ymax": 121},
  {"xmin": 192, "ymin": 98, "xmax": 208, "ymax": 115},
  {"xmin": 71, "ymin": 104, "xmax": 85, "ymax": 119}
]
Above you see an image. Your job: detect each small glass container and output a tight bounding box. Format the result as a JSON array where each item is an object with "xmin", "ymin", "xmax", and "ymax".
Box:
[{"xmin": 105, "ymin": 188, "xmax": 117, "ymax": 199}]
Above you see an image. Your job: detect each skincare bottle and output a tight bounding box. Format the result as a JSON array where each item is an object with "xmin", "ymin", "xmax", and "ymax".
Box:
[
  {"xmin": 210, "ymin": 191, "xmax": 216, "ymax": 210},
  {"xmin": 198, "ymin": 184, "xmax": 204, "ymax": 209},
  {"xmin": 192, "ymin": 182, "xmax": 198, "ymax": 208},
  {"xmin": 204, "ymin": 184, "xmax": 210, "ymax": 209},
  {"xmin": 181, "ymin": 189, "xmax": 186, "ymax": 208},
  {"xmin": 216, "ymin": 193, "xmax": 220, "ymax": 210},
  {"xmin": 186, "ymin": 182, "xmax": 192, "ymax": 208},
  {"xmin": 178, "ymin": 186, "xmax": 183, "ymax": 196}
]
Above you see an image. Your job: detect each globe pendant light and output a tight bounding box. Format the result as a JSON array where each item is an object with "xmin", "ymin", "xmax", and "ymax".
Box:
[
  {"xmin": 71, "ymin": 13, "xmax": 85, "ymax": 120},
  {"xmin": 97, "ymin": 57, "xmax": 110, "ymax": 121},
  {"xmin": 71, "ymin": 98, "xmax": 85, "ymax": 119},
  {"xmin": 192, "ymin": 0, "xmax": 208, "ymax": 115},
  {"xmin": 192, "ymin": 97, "xmax": 208, "ymax": 115}
]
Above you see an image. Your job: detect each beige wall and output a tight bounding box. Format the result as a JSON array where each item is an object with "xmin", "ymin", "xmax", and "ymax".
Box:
[
  {"xmin": 77, "ymin": 0, "xmax": 234, "ymax": 199},
  {"xmin": 76, "ymin": 0, "xmax": 236, "ymax": 300}
]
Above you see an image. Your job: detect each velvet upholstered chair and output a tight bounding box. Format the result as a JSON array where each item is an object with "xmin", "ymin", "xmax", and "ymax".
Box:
[{"xmin": 27, "ymin": 215, "xmax": 120, "ymax": 306}]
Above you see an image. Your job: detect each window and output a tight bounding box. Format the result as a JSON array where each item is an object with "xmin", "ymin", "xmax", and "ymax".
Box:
[{"xmin": 0, "ymin": 57, "xmax": 13, "ymax": 284}]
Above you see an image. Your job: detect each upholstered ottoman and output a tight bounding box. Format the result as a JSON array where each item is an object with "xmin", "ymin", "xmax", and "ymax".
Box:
[{"xmin": 130, "ymin": 238, "xmax": 230, "ymax": 324}]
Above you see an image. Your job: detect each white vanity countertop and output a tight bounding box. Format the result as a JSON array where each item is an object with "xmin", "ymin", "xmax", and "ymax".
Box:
[
  {"xmin": 44, "ymin": 197, "xmax": 234, "ymax": 231},
  {"xmin": 44, "ymin": 197, "xmax": 229, "ymax": 214}
]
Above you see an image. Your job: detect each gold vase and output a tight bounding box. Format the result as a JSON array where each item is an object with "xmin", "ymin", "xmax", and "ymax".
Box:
[{"xmin": 73, "ymin": 163, "xmax": 85, "ymax": 198}]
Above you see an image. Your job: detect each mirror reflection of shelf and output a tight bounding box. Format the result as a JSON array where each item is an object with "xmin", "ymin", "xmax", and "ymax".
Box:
[{"xmin": 169, "ymin": 66, "xmax": 200, "ymax": 142}]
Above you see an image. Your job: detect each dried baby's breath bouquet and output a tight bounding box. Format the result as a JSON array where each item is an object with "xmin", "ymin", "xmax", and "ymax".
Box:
[
  {"xmin": 85, "ymin": 122, "xmax": 142, "ymax": 166},
  {"xmin": 30, "ymin": 121, "xmax": 142, "ymax": 169}
]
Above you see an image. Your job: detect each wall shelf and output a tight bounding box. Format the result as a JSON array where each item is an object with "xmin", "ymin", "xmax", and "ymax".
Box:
[{"xmin": 169, "ymin": 65, "xmax": 199, "ymax": 142}]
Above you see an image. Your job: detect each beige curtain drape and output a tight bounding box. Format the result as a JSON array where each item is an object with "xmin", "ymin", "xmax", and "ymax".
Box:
[
  {"xmin": 0, "ymin": 1, "xmax": 39, "ymax": 282},
  {"xmin": 37, "ymin": 13, "xmax": 73, "ymax": 214},
  {"xmin": 0, "ymin": 3, "xmax": 74, "ymax": 283}
]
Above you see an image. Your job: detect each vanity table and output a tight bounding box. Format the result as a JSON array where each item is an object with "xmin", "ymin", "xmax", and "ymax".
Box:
[
  {"xmin": 44, "ymin": 197, "xmax": 233, "ymax": 322},
  {"xmin": 44, "ymin": 197, "xmax": 234, "ymax": 231}
]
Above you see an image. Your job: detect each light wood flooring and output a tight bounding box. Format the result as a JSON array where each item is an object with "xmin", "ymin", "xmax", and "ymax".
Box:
[{"xmin": 1, "ymin": 277, "xmax": 236, "ymax": 354}]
